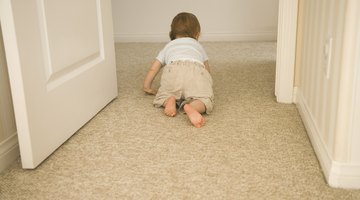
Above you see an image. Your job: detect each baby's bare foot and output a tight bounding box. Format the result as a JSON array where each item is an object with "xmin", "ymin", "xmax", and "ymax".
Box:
[
  {"xmin": 164, "ymin": 96, "xmax": 177, "ymax": 117},
  {"xmin": 184, "ymin": 104, "xmax": 205, "ymax": 128}
]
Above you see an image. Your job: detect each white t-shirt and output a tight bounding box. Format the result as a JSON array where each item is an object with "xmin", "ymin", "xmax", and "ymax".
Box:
[{"xmin": 156, "ymin": 37, "xmax": 208, "ymax": 66}]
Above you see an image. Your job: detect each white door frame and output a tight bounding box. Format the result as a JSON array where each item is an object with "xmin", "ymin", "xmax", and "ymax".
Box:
[{"xmin": 275, "ymin": 0, "xmax": 299, "ymax": 103}]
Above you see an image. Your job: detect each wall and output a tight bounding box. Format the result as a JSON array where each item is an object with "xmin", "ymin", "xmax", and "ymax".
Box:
[
  {"xmin": 295, "ymin": 0, "xmax": 360, "ymax": 188},
  {"xmin": 0, "ymin": 24, "xmax": 19, "ymax": 173},
  {"xmin": 294, "ymin": 0, "xmax": 304, "ymax": 87},
  {"xmin": 111, "ymin": 0, "xmax": 279, "ymax": 42}
]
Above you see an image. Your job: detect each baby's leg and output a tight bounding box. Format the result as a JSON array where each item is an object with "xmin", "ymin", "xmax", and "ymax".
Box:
[
  {"xmin": 163, "ymin": 96, "xmax": 177, "ymax": 117},
  {"xmin": 183, "ymin": 100, "xmax": 205, "ymax": 128}
]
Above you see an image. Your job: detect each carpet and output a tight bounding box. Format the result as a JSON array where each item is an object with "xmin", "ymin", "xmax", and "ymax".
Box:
[{"xmin": 0, "ymin": 42, "xmax": 359, "ymax": 199}]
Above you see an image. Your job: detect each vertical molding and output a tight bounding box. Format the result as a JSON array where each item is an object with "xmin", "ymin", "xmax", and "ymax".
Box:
[
  {"xmin": 348, "ymin": 0, "xmax": 360, "ymax": 163},
  {"xmin": 350, "ymin": 46, "xmax": 360, "ymax": 162},
  {"xmin": 294, "ymin": 0, "xmax": 304, "ymax": 87},
  {"xmin": 275, "ymin": 0, "xmax": 298, "ymax": 103},
  {"xmin": 333, "ymin": 0, "xmax": 359, "ymax": 162}
]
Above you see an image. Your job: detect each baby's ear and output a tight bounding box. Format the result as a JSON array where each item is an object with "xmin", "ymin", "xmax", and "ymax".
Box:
[{"xmin": 195, "ymin": 32, "xmax": 200, "ymax": 40}]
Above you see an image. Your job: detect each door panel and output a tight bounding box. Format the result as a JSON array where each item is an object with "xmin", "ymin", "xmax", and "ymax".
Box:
[
  {"xmin": 0, "ymin": 0, "xmax": 117, "ymax": 168},
  {"xmin": 40, "ymin": 0, "xmax": 100, "ymax": 83}
]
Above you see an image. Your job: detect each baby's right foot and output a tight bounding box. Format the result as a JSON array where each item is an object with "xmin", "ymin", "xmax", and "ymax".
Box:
[
  {"xmin": 184, "ymin": 104, "xmax": 205, "ymax": 128},
  {"xmin": 164, "ymin": 96, "xmax": 177, "ymax": 117}
]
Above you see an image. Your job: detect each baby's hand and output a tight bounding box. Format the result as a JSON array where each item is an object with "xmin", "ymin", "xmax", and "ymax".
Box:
[{"xmin": 144, "ymin": 87, "xmax": 157, "ymax": 95}]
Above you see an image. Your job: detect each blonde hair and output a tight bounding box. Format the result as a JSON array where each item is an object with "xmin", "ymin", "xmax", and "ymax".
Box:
[{"xmin": 169, "ymin": 12, "xmax": 201, "ymax": 40}]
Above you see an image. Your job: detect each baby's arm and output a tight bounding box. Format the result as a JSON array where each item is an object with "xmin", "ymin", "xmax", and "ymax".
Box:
[
  {"xmin": 204, "ymin": 60, "xmax": 211, "ymax": 73},
  {"xmin": 143, "ymin": 60, "xmax": 162, "ymax": 95}
]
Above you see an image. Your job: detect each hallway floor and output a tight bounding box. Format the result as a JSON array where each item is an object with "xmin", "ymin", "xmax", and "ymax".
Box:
[{"xmin": 1, "ymin": 42, "xmax": 359, "ymax": 199}]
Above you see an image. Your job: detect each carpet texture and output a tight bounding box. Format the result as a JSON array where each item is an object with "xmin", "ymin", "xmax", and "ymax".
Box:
[{"xmin": 1, "ymin": 42, "xmax": 359, "ymax": 199}]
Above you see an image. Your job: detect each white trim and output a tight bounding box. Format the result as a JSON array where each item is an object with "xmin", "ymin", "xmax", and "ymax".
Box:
[
  {"xmin": 296, "ymin": 90, "xmax": 333, "ymax": 179},
  {"xmin": 348, "ymin": 0, "xmax": 360, "ymax": 163},
  {"xmin": 296, "ymin": 89, "xmax": 360, "ymax": 189},
  {"xmin": 114, "ymin": 33, "xmax": 167, "ymax": 43},
  {"xmin": 0, "ymin": 132, "xmax": 19, "ymax": 173},
  {"xmin": 329, "ymin": 162, "xmax": 360, "ymax": 189},
  {"xmin": 350, "ymin": 26, "xmax": 360, "ymax": 162},
  {"xmin": 203, "ymin": 32, "xmax": 277, "ymax": 42},
  {"xmin": 1, "ymin": 0, "xmax": 35, "ymax": 168},
  {"xmin": 275, "ymin": 0, "xmax": 298, "ymax": 103},
  {"xmin": 113, "ymin": 31, "xmax": 277, "ymax": 43},
  {"xmin": 333, "ymin": 0, "xmax": 360, "ymax": 161}
]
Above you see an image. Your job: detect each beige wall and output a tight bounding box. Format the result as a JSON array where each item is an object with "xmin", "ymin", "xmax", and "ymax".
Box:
[
  {"xmin": 111, "ymin": 0, "xmax": 279, "ymax": 42},
  {"xmin": 294, "ymin": 0, "xmax": 304, "ymax": 87},
  {"xmin": 297, "ymin": 0, "xmax": 346, "ymax": 160},
  {"xmin": 296, "ymin": 0, "xmax": 360, "ymax": 188},
  {"xmin": 0, "ymin": 25, "xmax": 16, "ymax": 143},
  {"xmin": 0, "ymin": 24, "xmax": 19, "ymax": 173}
]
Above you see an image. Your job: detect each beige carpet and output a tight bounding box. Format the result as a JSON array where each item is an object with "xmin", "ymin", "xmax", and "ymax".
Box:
[{"xmin": 1, "ymin": 42, "xmax": 359, "ymax": 199}]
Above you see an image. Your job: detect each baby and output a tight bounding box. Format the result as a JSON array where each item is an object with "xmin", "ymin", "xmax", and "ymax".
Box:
[{"xmin": 143, "ymin": 12, "xmax": 214, "ymax": 128}]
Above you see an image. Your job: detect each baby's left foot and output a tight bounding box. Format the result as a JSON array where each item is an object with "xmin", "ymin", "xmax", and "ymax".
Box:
[
  {"xmin": 164, "ymin": 96, "xmax": 177, "ymax": 117},
  {"xmin": 184, "ymin": 104, "xmax": 205, "ymax": 128}
]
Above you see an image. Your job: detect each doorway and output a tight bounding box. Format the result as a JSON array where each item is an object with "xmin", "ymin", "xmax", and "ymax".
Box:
[{"xmin": 0, "ymin": 0, "xmax": 299, "ymax": 171}]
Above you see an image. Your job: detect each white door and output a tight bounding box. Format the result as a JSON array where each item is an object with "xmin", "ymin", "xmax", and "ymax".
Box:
[{"xmin": 0, "ymin": 0, "xmax": 117, "ymax": 169}]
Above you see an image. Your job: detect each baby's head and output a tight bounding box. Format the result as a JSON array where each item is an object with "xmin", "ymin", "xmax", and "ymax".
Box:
[{"xmin": 169, "ymin": 12, "xmax": 201, "ymax": 41}]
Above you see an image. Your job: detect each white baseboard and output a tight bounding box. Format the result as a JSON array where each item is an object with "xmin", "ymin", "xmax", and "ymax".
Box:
[
  {"xmin": 296, "ymin": 90, "xmax": 360, "ymax": 189},
  {"xmin": 201, "ymin": 32, "xmax": 277, "ymax": 42},
  {"xmin": 329, "ymin": 161, "xmax": 360, "ymax": 189},
  {"xmin": 114, "ymin": 33, "xmax": 168, "ymax": 43},
  {"xmin": 0, "ymin": 132, "xmax": 19, "ymax": 173},
  {"xmin": 296, "ymin": 90, "xmax": 333, "ymax": 180},
  {"xmin": 114, "ymin": 31, "xmax": 277, "ymax": 43}
]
